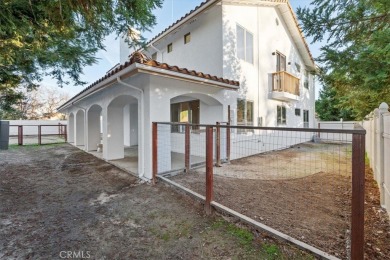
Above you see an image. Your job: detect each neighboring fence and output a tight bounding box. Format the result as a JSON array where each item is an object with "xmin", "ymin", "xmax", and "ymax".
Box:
[
  {"xmin": 152, "ymin": 122, "xmax": 366, "ymax": 260},
  {"xmin": 317, "ymin": 120, "xmax": 358, "ymax": 142},
  {"xmin": 9, "ymin": 123, "xmax": 67, "ymax": 145},
  {"xmin": 362, "ymin": 102, "xmax": 390, "ymax": 218}
]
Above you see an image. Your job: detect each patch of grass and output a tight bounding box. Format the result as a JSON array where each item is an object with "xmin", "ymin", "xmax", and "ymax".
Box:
[
  {"xmin": 262, "ymin": 243, "xmax": 281, "ymax": 259},
  {"xmin": 212, "ymin": 219, "xmax": 253, "ymax": 247},
  {"xmin": 365, "ymin": 152, "xmax": 370, "ymax": 165},
  {"xmin": 160, "ymin": 232, "xmax": 170, "ymax": 241},
  {"xmin": 8, "ymin": 143, "xmax": 64, "ymax": 149},
  {"xmin": 226, "ymin": 223, "xmax": 254, "ymax": 247}
]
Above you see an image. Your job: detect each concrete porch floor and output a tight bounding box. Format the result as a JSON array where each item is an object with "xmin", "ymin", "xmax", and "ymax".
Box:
[
  {"xmin": 70, "ymin": 143, "xmax": 206, "ymax": 176},
  {"xmin": 89, "ymin": 146, "xmax": 139, "ymax": 175}
]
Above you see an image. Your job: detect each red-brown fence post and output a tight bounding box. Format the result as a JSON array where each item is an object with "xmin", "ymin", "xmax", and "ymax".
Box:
[
  {"xmin": 38, "ymin": 125, "xmax": 42, "ymax": 145},
  {"xmin": 18, "ymin": 125, "xmax": 23, "ymax": 146},
  {"xmin": 226, "ymin": 122, "xmax": 231, "ymax": 163},
  {"xmin": 205, "ymin": 126, "xmax": 214, "ymax": 215},
  {"xmin": 185, "ymin": 123, "xmax": 191, "ymax": 172},
  {"xmin": 351, "ymin": 132, "xmax": 365, "ymax": 260},
  {"xmin": 216, "ymin": 122, "xmax": 221, "ymax": 167},
  {"xmin": 152, "ymin": 122, "xmax": 158, "ymax": 185}
]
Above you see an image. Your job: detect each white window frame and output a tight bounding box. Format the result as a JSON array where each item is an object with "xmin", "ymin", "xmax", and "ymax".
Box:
[
  {"xmin": 277, "ymin": 105, "xmax": 287, "ymax": 126},
  {"xmin": 236, "ymin": 24, "xmax": 254, "ymax": 64}
]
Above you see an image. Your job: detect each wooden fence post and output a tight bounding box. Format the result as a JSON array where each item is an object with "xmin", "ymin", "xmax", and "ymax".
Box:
[
  {"xmin": 185, "ymin": 123, "xmax": 191, "ymax": 172},
  {"xmin": 205, "ymin": 126, "xmax": 214, "ymax": 215},
  {"xmin": 351, "ymin": 132, "xmax": 365, "ymax": 260},
  {"xmin": 18, "ymin": 125, "xmax": 23, "ymax": 146},
  {"xmin": 216, "ymin": 122, "xmax": 221, "ymax": 167},
  {"xmin": 152, "ymin": 122, "xmax": 158, "ymax": 185},
  {"xmin": 38, "ymin": 125, "xmax": 42, "ymax": 145}
]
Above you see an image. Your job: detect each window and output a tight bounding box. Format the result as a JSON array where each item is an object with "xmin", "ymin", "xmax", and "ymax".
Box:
[
  {"xmin": 171, "ymin": 100, "xmax": 200, "ymax": 132},
  {"xmin": 167, "ymin": 43, "xmax": 173, "ymax": 53},
  {"xmin": 236, "ymin": 25, "xmax": 253, "ymax": 63},
  {"xmin": 152, "ymin": 52, "xmax": 157, "ymax": 60},
  {"xmin": 184, "ymin": 33, "xmax": 191, "ymax": 44},
  {"xmin": 276, "ymin": 52, "xmax": 286, "ymax": 72},
  {"xmin": 295, "ymin": 62, "xmax": 301, "ymax": 73},
  {"xmin": 304, "ymin": 70, "xmax": 309, "ymax": 89},
  {"xmin": 295, "ymin": 108, "xmax": 301, "ymax": 116},
  {"xmin": 237, "ymin": 99, "xmax": 254, "ymax": 125},
  {"xmin": 303, "ymin": 110, "xmax": 309, "ymax": 128},
  {"xmin": 277, "ymin": 106, "xmax": 286, "ymax": 125}
]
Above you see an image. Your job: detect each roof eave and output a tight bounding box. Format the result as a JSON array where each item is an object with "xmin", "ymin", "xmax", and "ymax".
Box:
[
  {"xmin": 134, "ymin": 63, "xmax": 239, "ymax": 90},
  {"xmin": 147, "ymin": 0, "xmax": 221, "ymax": 47},
  {"xmin": 58, "ymin": 62, "xmax": 238, "ymax": 112}
]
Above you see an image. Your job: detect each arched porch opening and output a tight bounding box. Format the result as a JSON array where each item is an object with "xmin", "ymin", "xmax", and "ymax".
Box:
[
  {"xmin": 75, "ymin": 109, "xmax": 85, "ymax": 146},
  {"xmin": 68, "ymin": 113, "xmax": 75, "ymax": 143},
  {"xmin": 168, "ymin": 93, "xmax": 224, "ymax": 171},
  {"xmin": 105, "ymin": 95, "xmax": 139, "ymax": 174},
  {"xmin": 87, "ymin": 104, "xmax": 102, "ymax": 151}
]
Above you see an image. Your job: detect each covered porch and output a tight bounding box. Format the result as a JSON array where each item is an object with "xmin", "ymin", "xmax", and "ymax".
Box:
[{"xmin": 58, "ymin": 52, "xmax": 239, "ymax": 179}]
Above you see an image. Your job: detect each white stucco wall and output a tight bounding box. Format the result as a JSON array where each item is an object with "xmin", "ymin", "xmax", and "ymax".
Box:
[
  {"xmin": 222, "ymin": 4, "xmax": 315, "ymax": 128},
  {"xmin": 144, "ymin": 5, "xmax": 223, "ymax": 78}
]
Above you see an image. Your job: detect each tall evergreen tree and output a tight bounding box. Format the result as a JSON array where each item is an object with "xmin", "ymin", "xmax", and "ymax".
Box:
[
  {"xmin": 0, "ymin": 0, "xmax": 162, "ymax": 89},
  {"xmin": 297, "ymin": 0, "xmax": 390, "ymax": 120}
]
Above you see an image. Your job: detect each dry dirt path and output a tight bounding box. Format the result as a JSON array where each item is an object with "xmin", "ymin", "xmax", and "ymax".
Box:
[{"xmin": 0, "ymin": 144, "xmax": 313, "ymax": 259}]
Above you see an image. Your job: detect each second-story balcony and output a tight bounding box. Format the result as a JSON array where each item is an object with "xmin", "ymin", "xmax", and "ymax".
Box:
[{"xmin": 271, "ymin": 71, "xmax": 300, "ymax": 101}]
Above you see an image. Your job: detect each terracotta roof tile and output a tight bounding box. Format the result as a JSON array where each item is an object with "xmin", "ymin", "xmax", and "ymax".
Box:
[{"xmin": 58, "ymin": 51, "xmax": 239, "ymax": 110}]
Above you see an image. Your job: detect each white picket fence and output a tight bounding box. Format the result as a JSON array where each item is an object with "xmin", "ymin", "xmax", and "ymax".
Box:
[{"xmin": 362, "ymin": 102, "xmax": 390, "ymax": 218}]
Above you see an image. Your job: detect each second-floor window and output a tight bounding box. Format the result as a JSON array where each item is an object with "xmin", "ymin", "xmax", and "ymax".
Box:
[
  {"xmin": 152, "ymin": 52, "xmax": 157, "ymax": 60},
  {"xmin": 184, "ymin": 33, "xmax": 191, "ymax": 44},
  {"xmin": 167, "ymin": 43, "xmax": 173, "ymax": 53},
  {"xmin": 236, "ymin": 25, "xmax": 253, "ymax": 64},
  {"xmin": 304, "ymin": 70, "xmax": 309, "ymax": 89}
]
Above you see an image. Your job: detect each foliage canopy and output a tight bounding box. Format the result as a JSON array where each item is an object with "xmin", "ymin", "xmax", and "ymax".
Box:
[
  {"xmin": 297, "ymin": 0, "xmax": 390, "ymax": 120},
  {"xmin": 0, "ymin": 0, "xmax": 162, "ymax": 90},
  {"xmin": 0, "ymin": 0, "xmax": 162, "ymax": 119}
]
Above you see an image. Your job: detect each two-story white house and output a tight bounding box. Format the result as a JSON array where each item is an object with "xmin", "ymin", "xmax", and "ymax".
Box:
[
  {"xmin": 59, "ymin": 0, "xmax": 316, "ymax": 180},
  {"xmin": 122, "ymin": 0, "xmax": 316, "ymax": 128}
]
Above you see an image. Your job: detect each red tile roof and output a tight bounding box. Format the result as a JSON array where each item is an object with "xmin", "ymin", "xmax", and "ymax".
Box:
[
  {"xmin": 130, "ymin": 52, "xmax": 239, "ymax": 86},
  {"xmin": 58, "ymin": 51, "xmax": 239, "ymax": 110}
]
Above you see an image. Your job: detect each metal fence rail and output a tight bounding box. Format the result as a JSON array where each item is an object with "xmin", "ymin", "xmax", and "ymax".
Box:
[
  {"xmin": 152, "ymin": 122, "xmax": 365, "ymax": 260},
  {"xmin": 9, "ymin": 124, "xmax": 67, "ymax": 145}
]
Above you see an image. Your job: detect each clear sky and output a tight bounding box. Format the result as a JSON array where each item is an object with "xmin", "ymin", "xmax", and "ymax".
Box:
[{"xmin": 47, "ymin": 0, "xmax": 322, "ymax": 98}]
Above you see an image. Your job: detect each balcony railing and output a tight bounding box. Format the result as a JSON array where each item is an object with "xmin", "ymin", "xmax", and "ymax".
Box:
[{"xmin": 272, "ymin": 71, "xmax": 300, "ymax": 96}]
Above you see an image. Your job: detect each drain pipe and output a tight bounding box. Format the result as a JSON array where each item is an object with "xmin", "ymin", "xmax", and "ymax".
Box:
[{"xmin": 116, "ymin": 77, "xmax": 145, "ymax": 179}]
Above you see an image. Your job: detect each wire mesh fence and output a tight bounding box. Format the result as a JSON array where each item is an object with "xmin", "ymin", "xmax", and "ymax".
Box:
[
  {"xmin": 153, "ymin": 122, "xmax": 365, "ymax": 259},
  {"xmin": 9, "ymin": 124, "xmax": 67, "ymax": 145}
]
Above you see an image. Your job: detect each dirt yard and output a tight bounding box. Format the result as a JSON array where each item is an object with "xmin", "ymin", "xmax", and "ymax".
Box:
[
  {"xmin": 0, "ymin": 144, "xmax": 314, "ymax": 259},
  {"xmin": 172, "ymin": 143, "xmax": 390, "ymax": 259}
]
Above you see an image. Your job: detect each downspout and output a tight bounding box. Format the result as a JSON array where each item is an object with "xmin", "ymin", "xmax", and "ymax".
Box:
[
  {"xmin": 149, "ymin": 43, "xmax": 162, "ymax": 62},
  {"xmin": 257, "ymin": 7, "xmax": 261, "ymax": 126},
  {"xmin": 116, "ymin": 77, "xmax": 145, "ymax": 179}
]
